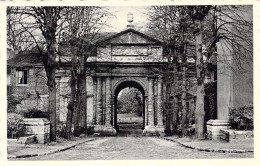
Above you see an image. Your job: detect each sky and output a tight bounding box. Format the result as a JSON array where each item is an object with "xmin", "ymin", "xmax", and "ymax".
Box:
[{"xmin": 103, "ymin": 6, "xmax": 149, "ymax": 32}]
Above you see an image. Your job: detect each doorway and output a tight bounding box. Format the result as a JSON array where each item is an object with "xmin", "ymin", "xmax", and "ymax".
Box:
[{"xmin": 113, "ymin": 81, "xmax": 145, "ymax": 136}]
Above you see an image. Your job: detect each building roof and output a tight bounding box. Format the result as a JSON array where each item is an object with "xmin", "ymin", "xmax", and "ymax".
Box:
[
  {"xmin": 7, "ymin": 29, "xmax": 163, "ymax": 67},
  {"xmin": 96, "ymin": 28, "xmax": 163, "ymax": 45},
  {"xmin": 7, "ymin": 50, "xmax": 43, "ymax": 67}
]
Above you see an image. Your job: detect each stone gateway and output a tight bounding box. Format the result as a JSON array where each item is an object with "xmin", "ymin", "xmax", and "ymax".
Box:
[{"xmin": 58, "ymin": 28, "xmax": 167, "ymax": 136}]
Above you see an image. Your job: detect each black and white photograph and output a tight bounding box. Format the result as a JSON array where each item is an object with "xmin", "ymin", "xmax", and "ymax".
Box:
[{"xmin": 3, "ymin": 0, "xmax": 256, "ymax": 164}]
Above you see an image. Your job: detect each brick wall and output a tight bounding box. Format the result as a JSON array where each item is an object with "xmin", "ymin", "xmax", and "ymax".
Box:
[{"xmin": 8, "ymin": 66, "xmax": 49, "ymax": 113}]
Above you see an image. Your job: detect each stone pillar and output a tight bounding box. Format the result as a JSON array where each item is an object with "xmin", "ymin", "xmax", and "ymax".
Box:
[
  {"xmin": 103, "ymin": 77, "xmax": 116, "ymax": 135},
  {"xmin": 154, "ymin": 79, "xmax": 158, "ymax": 125},
  {"xmin": 145, "ymin": 96, "xmax": 148, "ymax": 125},
  {"xmin": 105, "ymin": 77, "xmax": 112, "ymax": 126},
  {"xmin": 206, "ymin": 45, "xmax": 231, "ymax": 141},
  {"xmin": 55, "ymin": 77, "xmax": 60, "ymax": 122},
  {"xmin": 156, "ymin": 77, "xmax": 164, "ymax": 134},
  {"xmin": 96, "ymin": 77, "xmax": 102, "ymax": 125},
  {"xmin": 93, "ymin": 78, "xmax": 97, "ymax": 125},
  {"xmin": 102, "ymin": 78, "xmax": 106, "ymax": 125},
  {"xmin": 148, "ymin": 78, "xmax": 154, "ymax": 126},
  {"xmin": 143, "ymin": 78, "xmax": 157, "ymax": 136}
]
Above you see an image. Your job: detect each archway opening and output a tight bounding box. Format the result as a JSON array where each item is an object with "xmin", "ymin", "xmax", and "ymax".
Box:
[{"xmin": 114, "ymin": 81, "xmax": 145, "ymax": 136}]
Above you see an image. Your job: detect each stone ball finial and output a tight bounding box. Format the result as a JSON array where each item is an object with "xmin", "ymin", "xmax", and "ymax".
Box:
[{"xmin": 127, "ymin": 13, "xmax": 133, "ymax": 23}]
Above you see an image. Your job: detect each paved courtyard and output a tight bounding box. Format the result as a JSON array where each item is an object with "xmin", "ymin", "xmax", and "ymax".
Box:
[{"xmin": 13, "ymin": 137, "xmax": 253, "ymax": 160}]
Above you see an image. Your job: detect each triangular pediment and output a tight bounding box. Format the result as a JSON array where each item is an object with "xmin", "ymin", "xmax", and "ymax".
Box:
[{"xmin": 97, "ymin": 28, "xmax": 162, "ymax": 45}]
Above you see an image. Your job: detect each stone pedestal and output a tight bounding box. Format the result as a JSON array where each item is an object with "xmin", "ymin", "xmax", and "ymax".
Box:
[
  {"xmin": 103, "ymin": 126, "xmax": 117, "ymax": 136},
  {"xmin": 155, "ymin": 125, "xmax": 165, "ymax": 136},
  {"xmin": 206, "ymin": 119, "xmax": 230, "ymax": 141},
  {"xmin": 93, "ymin": 125, "xmax": 117, "ymax": 136},
  {"xmin": 23, "ymin": 118, "xmax": 50, "ymax": 144},
  {"xmin": 142, "ymin": 126, "xmax": 157, "ymax": 136},
  {"xmin": 142, "ymin": 125, "xmax": 165, "ymax": 136}
]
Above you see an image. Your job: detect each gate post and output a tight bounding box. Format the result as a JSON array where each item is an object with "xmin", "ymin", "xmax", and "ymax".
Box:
[
  {"xmin": 103, "ymin": 77, "xmax": 116, "ymax": 135},
  {"xmin": 143, "ymin": 77, "xmax": 157, "ymax": 136},
  {"xmin": 156, "ymin": 76, "xmax": 165, "ymax": 135}
]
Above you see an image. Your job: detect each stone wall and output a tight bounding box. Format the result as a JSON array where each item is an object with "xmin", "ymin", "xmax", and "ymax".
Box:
[
  {"xmin": 8, "ymin": 67, "xmax": 48, "ymax": 97},
  {"xmin": 8, "ymin": 67, "xmax": 49, "ymax": 113},
  {"xmin": 232, "ymin": 62, "xmax": 253, "ymax": 107}
]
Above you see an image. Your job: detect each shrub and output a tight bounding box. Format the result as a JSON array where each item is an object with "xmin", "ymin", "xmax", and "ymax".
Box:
[
  {"xmin": 7, "ymin": 113, "xmax": 25, "ymax": 139},
  {"xmin": 24, "ymin": 108, "xmax": 49, "ymax": 118},
  {"xmin": 56, "ymin": 122, "xmax": 67, "ymax": 138},
  {"xmin": 229, "ymin": 105, "xmax": 253, "ymax": 130},
  {"xmin": 7, "ymin": 95, "xmax": 22, "ymax": 113}
]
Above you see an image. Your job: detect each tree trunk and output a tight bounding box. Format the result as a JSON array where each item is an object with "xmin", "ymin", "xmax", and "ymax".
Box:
[
  {"xmin": 78, "ymin": 72, "xmax": 87, "ymax": 132},
  {"xmin": 195, "ymin": 84, "xmax": 205, "ymax": 139},
  {"xmin": 65, "ymin": 71, "xmax": 76, "ymax": 139},
  {"xmin": 171, "ymin": 96, "xmax": 178, "ymax": 134},
  {"xmin": 194, "ymin": 19, "xmax": 205, "ymax": 139},
  {"xmin": 74, "ymin": 51, "xmax": 87, "ymax": 135},
  {"xmin": 41, "ymin": 7, "xmax": 59, "ymax": 142},
  {"xmin": 48, "ymin": 67, "xmax": 57, "ymax": 141},
  {"xmin": 165, "ymin": 82, "xmax": 171, "ymax": 135},
  {"xmin": 171, "ymin": 49, "xmax": 178, "ymax": 135},
  {"xmin": 181, "ymin": 65, "xmax": 188, "ymax": 136},
  {"xmin": 73, "ymin": 82, "xmax": 81, "ymax": 137}
]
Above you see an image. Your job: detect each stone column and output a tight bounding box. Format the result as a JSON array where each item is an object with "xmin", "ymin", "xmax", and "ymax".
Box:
[
  {"xmin": 148, "ymin": 78, "xmax": 154, "ymax": 126},
  {"xmin": 105, "ymin": 77, "xmax": 112, "ymax": 126},
  {"xmin": 102, "ymin": 78, "xmax": 106, "ymax": 125},
  {"xmin": 103, "ymin": 77, "xmax": 116, "ymax": 135},
  {"xmin": 157, "ymin": 77, "xmax": 163, "ymax": 127},
  {"xmin": 96, "ymin": 77, "xmax": 102, "ymax": 125},
  {"xmin": 55, "ymin": 77, "xmax": 60, "ymax": 122},
  {"xmin": 154, "ymin": 79, "xmax": 158, "ymax": 125},
  {"xmin": 206, "ymin": 45, "xmax": 231, "ymax": 141},
  {"xmin": 93, "ymin": 78, "xmax": 97, "ymax": 125},
  {"xmin": 143, "ymin": 78, "xmax": 157, "ymax": 136},
  {"xmin": 144, "ymin": 96, "xmax": 148, "ymax": 125},
  {"xmin": 156, "ymin": 77, "xmax": 165, "ymax": 136}
]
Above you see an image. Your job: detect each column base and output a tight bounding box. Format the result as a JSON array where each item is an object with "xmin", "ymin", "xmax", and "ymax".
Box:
[
  {"xmin": 142, "ymin": 125, "xmax": 165, "ymax": 136},
  {"xmin": 206, "ymin": 119, "xmax": 230, "ymax": 141},
  {"xmin": 156, "ymin": 125, "xmax": 165, "ymax": 137},
  {"xmin": 93, "ymin": 125, "xmax": 117, "ymax": 136}
]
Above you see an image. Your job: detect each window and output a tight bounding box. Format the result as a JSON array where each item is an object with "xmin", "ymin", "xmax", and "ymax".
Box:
[{"xmin": 16, "ymin": 69, "xmax": 28, "ymax": 85}]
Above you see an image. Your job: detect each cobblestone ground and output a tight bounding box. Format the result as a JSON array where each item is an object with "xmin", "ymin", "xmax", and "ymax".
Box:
[{"xmin": 16, "ymin": 137, "xmax": 253, "ymax": 160}]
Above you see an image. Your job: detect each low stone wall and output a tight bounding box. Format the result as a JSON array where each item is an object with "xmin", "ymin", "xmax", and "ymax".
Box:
[
  {"xmin": 23, "ymin": 118, "xmax": 50, "ymax": 143},
  {"xmin": 220, "ymin": 129, "xmax": 253, "ymax": 143}
]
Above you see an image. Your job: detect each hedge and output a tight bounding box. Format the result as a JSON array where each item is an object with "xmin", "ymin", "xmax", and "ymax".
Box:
[{"xmin": 229, "ymin": 105, "xmax": 253, "ymax": 130}]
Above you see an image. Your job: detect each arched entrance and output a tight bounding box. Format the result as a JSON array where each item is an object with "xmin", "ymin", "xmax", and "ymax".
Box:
[
  {"xmin": 113, "ymin": 80, "xmax": 145, "ymax": 136},
  {"xmin": 83, "ymin": 28, "xmax": 166, "ymax": 136}
]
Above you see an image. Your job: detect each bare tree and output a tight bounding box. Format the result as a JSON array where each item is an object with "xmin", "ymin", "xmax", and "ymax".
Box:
[
  {"xmin": 147, "ymin": 6, "xmax": 195, "ymax": 136},
  {"xmin": 7, "ymin": 7, "xmax": 63, "ymax": 141},
  {"xmin": 60, "ymin": 6, "xmax": 111, "ymax": 138},
  {"xmin": 187, "ymin": 5, "xmax": 212, "ymax": 139},
  {"xmin": 147, "ymin": 5, "xmax": 252, "ymax": 139},
  {"xmin": 187, "ymin": 5, "xmax": 252, "ymax": 139}
]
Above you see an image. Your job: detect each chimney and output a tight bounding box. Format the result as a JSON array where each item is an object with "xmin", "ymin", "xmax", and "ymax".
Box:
[{"xmin": 127, "ymin": 13, "xmax": 134, "ymax": 29}]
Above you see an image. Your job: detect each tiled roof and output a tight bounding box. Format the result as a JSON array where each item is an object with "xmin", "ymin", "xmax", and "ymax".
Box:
[
  {"xmin": 96, "ymin": 28, "xmax": 163, "ymax": 44},
  {"xmin": 7, "ymin": 51, "xmax": 43, "ymax": 67}
]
